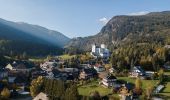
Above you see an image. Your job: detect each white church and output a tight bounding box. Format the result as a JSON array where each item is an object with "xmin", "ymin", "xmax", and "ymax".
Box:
[{"xmin": 91, "ymin": 44, "xmax": 110, "ymax": 58}]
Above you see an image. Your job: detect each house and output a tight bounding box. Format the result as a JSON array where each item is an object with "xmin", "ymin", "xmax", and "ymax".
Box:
[
  {"xmin": 118, "ymin": 83, "xmax": 134, "ymax": 100},
  {"xmin": 6, "ymin": 61, "xmax": 34, "ymax": 73},
  {"xmin": 0, "ymin": 83, "xmax": 4, "ymax": 92},
  {"xmin": 79, "ymin": 64, "xmax": 91, "ymax": 69},
  {"xmin": 129, "ymin": 66, "xmax": 146, "ymax": 77},
  {"xmin": 58, "ymin": 68, "xmax": 79, "ymax": 77},
  {"xmin": 31, "ymin": 70, "xmax": 47, "ymax": 79},
  {"xmin": 145, "ymin": 71, "xmax": 154, "ymax": 78},
  {"xmin": 102, "ymin": 75, "xmax": 117, "ymax": 87},
  {"xmin": 48, "ymin": 69, "xmax": 67, "ymax": 80},
  {"xmin": 89, "ymin": 59, "xmax": 96, "ymax": 65},
  {"xmin": 49, "ymin": 68, "xmax": 79, "ymax": 80},
  {"xmin": 119, "ymin": 86, "xmax": 131, "ymax": 100},
  {"xmin": 14, "ymin": 74, "xmax": 29, "ymax": 85},
  {"xmin": 33, "ymin": 92, "xmax": 49, "ymax": 100},
  {"xmin": 163, "ymin": 65, "xmax": 170, "ymax": 70},
  {"xmin": 0, "ymin": 68, "xmax": 8, "ymax": 79},
  {"xmin": 109, "ymin": 67, "xmax": 115, "ymax": 73},
  {"xmin": 165, "ymin": 45, "xmax": 170, "ymax": 48},
  {"xmin": 8, "ymin": 76, "xmax": 16, "ymax": 83},
  {"xmin": 8, "ymin": 71, "xmax": 18, "ymax": 83},
  {"xmin": 79, "ymin": 68, "xmax": 97, "ymax": 80},
  {"xmin": 40, "ymin": 61, "xmax": 57, "ymax": 71},
  {"xmin": 91, "ymin": 44, "xmax": 110, "ymax": 58},
  {"xmin": 98, "ymin": 71, "xmax": 108, "ymax": 79},
  {"xmin": 94, "ymin": 64, "xmax": 106, "ymax": 73},
  {"xmin": 7, "ymin": 70, "xmax": 29, "ymax": 85}
]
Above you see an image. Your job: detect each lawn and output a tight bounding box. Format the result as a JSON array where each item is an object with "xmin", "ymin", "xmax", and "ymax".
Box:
[
  {"xmin": 29, "ymin": 58, "xmax": 45, "ymax": 62},
  {"xmin": 159, "ymin": 71, "xmax": 170, "ymax": 97},
  {"xmin": 78, "ymin": 80, "xmax": 112, "ymax": 96},
  {"xmin": 59, "ymin": 54, "xmax": 76, "ymax": 60},
  {"xmin": 78, "ymin": 77, "xmax": 159, "ymax": 97},
  {"xmin": 117, "ymin": 77, "xmax": 159, "ymax": 89},
  {"xmin": 164, "ymin": 71, "xmax": 170, "ymax": 76},
  {"xmin": 162, "ymin": 82, "xmax": 170, "ymax": 92}
]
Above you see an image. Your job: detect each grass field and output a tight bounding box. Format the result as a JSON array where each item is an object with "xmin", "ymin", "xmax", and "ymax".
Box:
[
  {"xmin": 78, "ymin": 80, "xmax": 112, "ymax": 96},
  {"xmin": 117, "ymin": 77, "xmax": 159, "ymax": 89},
  {"xmin": 158, "ymin": 83, "xmax": 170, "ymax": 98},
  {"xmin": 78, "ymin": 77, "xmax": 159, "ymax": 97},
  {"xmin": 29, "ymin": 58, "xmax": 45, "ymax": 62},
  {"xmin": 59, "ymin": 54, "xmax": 76, "ymax": 60},
  {"xmin": 159, "ymin": 71, "xmax": 170, "ymax": 97},
  {"xmin": 28, "ymin": 54, "xmax": 76, "ymax": 62}
]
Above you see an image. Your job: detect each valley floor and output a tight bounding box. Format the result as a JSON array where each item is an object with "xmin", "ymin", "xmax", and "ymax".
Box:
[{"xmin": 78, "ymin": 72, "xmax": 170, "ymax": 99}]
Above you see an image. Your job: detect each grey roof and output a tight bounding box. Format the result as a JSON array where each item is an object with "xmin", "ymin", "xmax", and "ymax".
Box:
[
  {"xmin": 9, "ymin": 61, "xmax": 34, "ymax": 69},
  {"xmin": 0, "ymin": 68, "xmax": 8, "ymax": 72},
  {"xmin": 105, "ymin": 75, "xmax": 117, "ymax": 80},
  {"xmin": 83, "ymin": 68, "xmax": 97, "ymax": 75}
]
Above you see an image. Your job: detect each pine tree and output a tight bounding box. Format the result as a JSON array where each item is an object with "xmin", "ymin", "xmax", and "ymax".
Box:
[{"xmin": 64, "ymin": 83, "xmax": 79, "ymax": 100}]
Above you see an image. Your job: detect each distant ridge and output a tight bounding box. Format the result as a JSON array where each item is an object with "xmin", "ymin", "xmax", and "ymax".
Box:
[
  {"xmin": 0, "ymin": 18, "xmax": 70, "ymax": 56},
  {"xmin": 65, "ymin": 11, "xmax": 170, "ymax": 51},
  {"xmin": 0, "ymin": 18, "xmax": 70, "ymax": 47}
]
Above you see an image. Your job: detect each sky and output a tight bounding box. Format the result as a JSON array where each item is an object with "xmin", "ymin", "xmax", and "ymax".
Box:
[{"xmin": 0, "ymin": 0, "xmax": 170, "ymax": 38}]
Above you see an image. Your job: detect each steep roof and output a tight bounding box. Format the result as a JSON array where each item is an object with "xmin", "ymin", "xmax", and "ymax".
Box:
[
  {"xmin": 135, "ymin": 66, "xmax": 145, "ymax": 74},
  {"xmin": 0, "ymin": 68, "xmax": 8, "ymax": 72},
  {"xmin": 9, "ymin": 61, "xmax": 34, "ymax": 69},
  {"xmin": 106, "ymin": 75, "xmax": 117, "ymax": 80},
  {"xmin": 83, "ymin": 68, "xmax": 97, "ymax": 74}
]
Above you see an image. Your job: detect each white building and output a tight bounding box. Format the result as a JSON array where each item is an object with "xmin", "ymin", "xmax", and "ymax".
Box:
[{"xmin": 91, "ymin": 44, "xmax": 110, "ymax": 58}]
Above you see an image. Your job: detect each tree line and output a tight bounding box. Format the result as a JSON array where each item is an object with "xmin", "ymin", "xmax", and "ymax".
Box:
[
  {"xmin": 110, "ymin": 43, "xmax": 170, "ymax": 71},
  {"xmin": 30, "ymin": 76, "xmax": 79, "ymax": 100}
]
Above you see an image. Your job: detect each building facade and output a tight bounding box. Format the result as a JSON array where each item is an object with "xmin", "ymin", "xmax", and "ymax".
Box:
[{"xmin": 91, "ymin": 44, "xmax": 110, "ymax": 58}]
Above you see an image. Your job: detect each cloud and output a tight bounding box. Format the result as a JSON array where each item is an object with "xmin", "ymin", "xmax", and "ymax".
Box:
[
  {"xmin": 128, "ymin": 11, "xmax": 149, "ymax": 16},
  {"xmin": 99, "ymin": 17, "xmax": 109, "ymax": 24}
]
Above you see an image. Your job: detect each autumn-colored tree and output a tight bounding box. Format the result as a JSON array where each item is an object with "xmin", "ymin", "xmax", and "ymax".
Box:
[
  {"xmin": 146, "ymin": 84, "xmax": 154, "ymax": 99},
  {"xmin": 1, "ymin": 88, "xmax": 11, "ymax": 99},
  {"xmin": 135, "ymin": 77, "xmax": 142, "ymax": 89},
  {"xmin": 30, "ymin": 76, "xmax": 44, "ymax": 97},
  {"xmin": 133, "ymin": 77, "xmax": 143, "ymax": 95},
  {"xmin": 89, "ymin": 91, "xmax": 101, "ymax": 100},
  {"xmin": 158, "ymin": 68, "xmax": 164, "ymax": 83}
]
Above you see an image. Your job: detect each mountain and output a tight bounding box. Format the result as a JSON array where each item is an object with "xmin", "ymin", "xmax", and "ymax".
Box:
[
  {"xmin": 65, "ymin": 11, "xmax": 170, "ymax": 51},
  {"xmin": 0, "ymin": 18, "xmax": 70, "ymax": 56},
  {"xmin": 0, "ymin": 18, "xmax": 70, "ymax": 47}
]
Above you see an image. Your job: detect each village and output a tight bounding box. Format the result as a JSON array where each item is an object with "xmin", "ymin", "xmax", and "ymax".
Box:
[{"xmin": 0, "ymin": 44, "xmax": 170, "ymax": 100}]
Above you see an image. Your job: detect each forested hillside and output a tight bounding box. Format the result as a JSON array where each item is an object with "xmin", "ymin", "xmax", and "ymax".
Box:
[
  {"xmin": 66, "ymin": 11, "xmax": 170, "ymax": 51},
  {"xmin": 0, "ymin": 18, "xmax": 65, "ymax": 57}
]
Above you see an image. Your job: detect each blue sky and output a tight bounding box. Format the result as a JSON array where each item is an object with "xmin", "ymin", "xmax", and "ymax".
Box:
[{"xmin": 0, "ymin": 0, "xmax": 170, "ymax": 38}]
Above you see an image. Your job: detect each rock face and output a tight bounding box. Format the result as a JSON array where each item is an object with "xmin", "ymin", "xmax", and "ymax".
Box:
[{"xmin": 65, "ymin": 11, "xmax": 170, "ymax": 51}]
